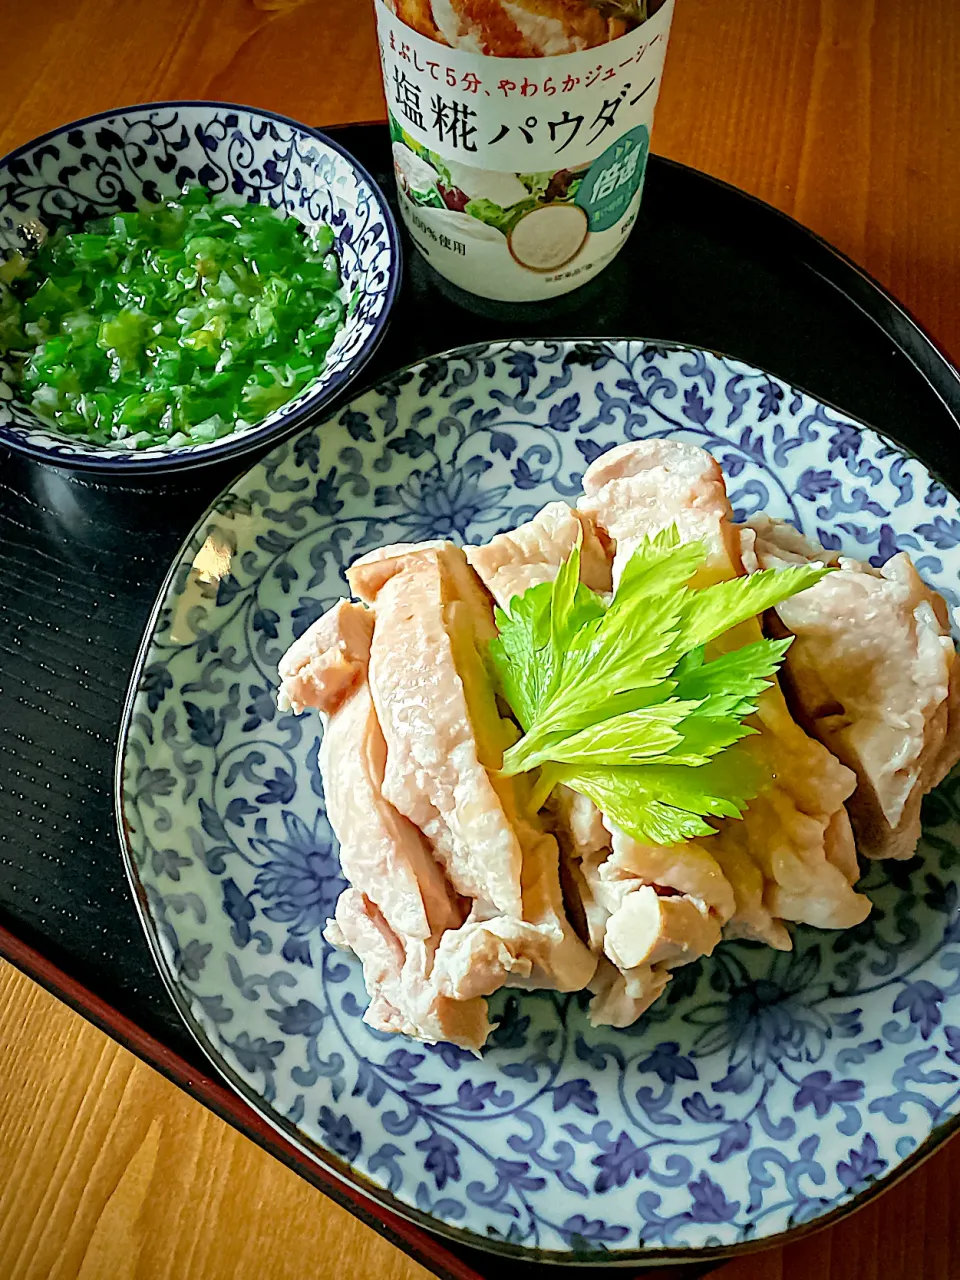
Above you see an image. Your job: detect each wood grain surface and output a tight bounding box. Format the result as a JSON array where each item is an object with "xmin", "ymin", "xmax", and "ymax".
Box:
[{"xmin": 1, "ymin": 1, "xmax": 960, "ymax": 1277}]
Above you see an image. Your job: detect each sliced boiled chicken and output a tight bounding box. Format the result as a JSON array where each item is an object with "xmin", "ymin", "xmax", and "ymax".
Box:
[
  {"xmin": 556, "ymin": 787, "xmax": 611, "ymax": 859},
  {"xmin": 322, "ymin": 687, "xmax": 466, "ymax": 940},
  {"xmin": 580, "ymin": 439, "xmax": 743, "ymax": 588},
  {"xmin": 276, "ymin": 433, "xmax": 951, "ymax": 1049},
  {"xmin": 349, "ymin": 541, "xmax": 524, "ymax": 917},
  {"xmin": 465, "ymin": 501, "xmax": 612, "ymax": 607},
  {"xmin": 707, "ymin": 817, "xmax": 791, "ymax": 950},
  {"xmin": 933, "ymin": 670, "xmax": 960, "ymax": 791},
  {"xmin": 571, "ymin": 836, "xmax": 728, "ymax": 1023},
  {"xmin": 579, "ymin": 439, "xmax": 871, "ymax": 934},
  {"xmin": 588, "ymin": 955, "xmax": 671, "ymax": 1030},
  {"xmin": 603, "ymin": 886, "xmax": 721, "ymax": 971},
  {"xmin": 278, "ymin": 600, "xmax": 462, "ymax": 943},
  {"xmin": 431, "ymin": 808, "xmax": 598, "ymax": 999},
  {"xmin": 550, "ymin": 787, "xmax": 612, "ymax": 951},
  {"xmin": 559, "ymin": 847, "xmax": 609, "ymax": 952},
  {"xmin": 350, "ymin": 539, "xmax": 595, "ymax": 996},
  {"xmin": 279, "ymin": 601, "xmax": 489, "ymax": 1046},
  {"xmin": 741, "ymin": 515, "xmax": 960, "ymax": 860},
  {"xmin": 321, "ymin": 687, "xmax": 465, "ymax": 943},
  {"xmin": 283, "ymin": 606, "xmax": 588, "ymax": 1046},
  {"xmin": 277, "ymin": 597, "xmax": 375, "ymax": 716},
  {"xmin": 326, "ymin": 889, "xmax": 490, "ymax": 1049},
  {"xmin": 465, "ymin": 500, "xmax": 732, "ymax": 1025},
  {"xmin": 596, "ymin": 829, "xmax": 737, "ymax": 921}
]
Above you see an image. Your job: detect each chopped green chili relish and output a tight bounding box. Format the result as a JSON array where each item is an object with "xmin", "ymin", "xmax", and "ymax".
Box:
[{"xmin": 0, "ymin": 188, "xmax": 345, "ymax": 448}]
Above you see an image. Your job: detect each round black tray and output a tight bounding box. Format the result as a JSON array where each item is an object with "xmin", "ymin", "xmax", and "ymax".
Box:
[{"xmin": 1, "ymin": 122, "xmax": 958, "ymax": 1280}]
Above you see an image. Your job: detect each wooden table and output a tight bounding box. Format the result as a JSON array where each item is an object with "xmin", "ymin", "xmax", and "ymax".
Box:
[{"xmin": 1, "ymin": 1, "xmax": 959, "ymax": 1276}]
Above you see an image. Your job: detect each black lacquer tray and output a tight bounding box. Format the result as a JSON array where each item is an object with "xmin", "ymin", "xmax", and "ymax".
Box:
[{"xmin": 2, "ymin": 122, "xmax": 958, "ymax": 1280}]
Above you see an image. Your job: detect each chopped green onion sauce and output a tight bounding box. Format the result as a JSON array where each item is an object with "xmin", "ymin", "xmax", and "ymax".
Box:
[{"xmin": 0, "ymin": 187, "xmax": 345, "ymax": 449}]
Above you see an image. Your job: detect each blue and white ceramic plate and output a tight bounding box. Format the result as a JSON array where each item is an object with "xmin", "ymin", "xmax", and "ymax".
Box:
[
  {"xmin": 0, "ymin": 101, "xmax": 399, "ymax": 472},
  {"xmin": 117, "ymin": 340, "xmax": 960, "ymax": 1263}
]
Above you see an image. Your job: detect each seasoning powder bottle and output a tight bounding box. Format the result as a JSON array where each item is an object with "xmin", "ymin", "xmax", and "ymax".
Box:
[{"xmin": 376, "ymin": 0, "xmax": 675, "ymax": 302}]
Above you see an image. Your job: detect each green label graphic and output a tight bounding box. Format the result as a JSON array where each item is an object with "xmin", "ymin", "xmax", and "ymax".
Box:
[{"xmin": 575, "ymin": 125, "xmax": 650, "ymax": 233}]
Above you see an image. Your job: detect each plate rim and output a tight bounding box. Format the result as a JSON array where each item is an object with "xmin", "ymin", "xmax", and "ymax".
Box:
[
  {"xmin": 645, "ymin": 153, "xmax": 960, "ymax": 435},
  {"xmin": 114, "ymin": 335, "xmax": 960, "ymax": 1264}
]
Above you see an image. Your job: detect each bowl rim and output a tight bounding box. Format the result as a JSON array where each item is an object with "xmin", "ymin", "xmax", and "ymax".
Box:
[
  {"xmin": 114, "ymin": 334, "xmax": 960, "ymax": 1266},
  {"xmin": 0, "ymin": 99, "xmax": 402, "ymax": 474}
]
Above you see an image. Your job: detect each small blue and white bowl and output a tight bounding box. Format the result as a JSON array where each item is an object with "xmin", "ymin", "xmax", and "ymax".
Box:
[{"xmin": 0, "ymin": 101, "xmax": 400, "ymax": 473}]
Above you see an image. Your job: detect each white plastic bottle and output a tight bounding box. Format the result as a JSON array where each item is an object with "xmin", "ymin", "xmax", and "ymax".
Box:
[{"xmin": 375, "ymin": 0, "xmax": 675, "ymax": 302}]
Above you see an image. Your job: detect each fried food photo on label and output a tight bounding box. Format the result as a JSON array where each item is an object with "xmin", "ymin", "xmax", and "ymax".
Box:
[{"xmin": 385, "ymin": 0, "xmax": 647, "ymax": 53}]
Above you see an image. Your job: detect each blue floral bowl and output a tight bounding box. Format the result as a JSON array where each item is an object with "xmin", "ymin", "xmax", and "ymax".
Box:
[
  {"xmin": 0, "ymin": 101, "xmax": 400, "ymax": 473},
  {"xmin": 117, "ymin": 340, "xmax": 960, "ymax": 1264}
]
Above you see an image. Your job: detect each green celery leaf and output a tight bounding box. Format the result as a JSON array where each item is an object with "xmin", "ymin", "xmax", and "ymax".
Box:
[
  {"xmin": 490, "ymin": 524, "xmax": 824, "ymax": 840},
  {"xmin": 524, "ymin": 583, "xmax": 686, "ymax": 746},
  {"xmin": 504, "ymin": 697, "xmax": 702, "ymax": 772},
  {"xmin": 489, "ymin": 542, "xmax": 606, "ymax": 731},
  {"xmin": 557, "ymin": 745, "xmax": 771, "ymax": 846},
  {"xmin": 519, "ymin": 681, "xmax": 678, "ymax": 743},
  {"xmin": 676, "ymin": 565, "xmax": 830, "ymax": 650},
  {"xmin": 550, "ymin": 538, "xmax": 583, "ymax": 659},
  {"xmin": 658, "ymin": 714, "xmax": 756, "ymax": 767},
  {"xmin": 674, "ymin": 636, "xmax": 791, "ymax": 695},
  {"xmin": 557, "ymin": 767, "xmax": 717, "ymax": 845},
  {"xmin": 612, "ymin": 526, "xmax": 704, "ymax": 603},
  {"xmin": 489, "ymin": 581, "xmax": 556, "ymax": 731}
]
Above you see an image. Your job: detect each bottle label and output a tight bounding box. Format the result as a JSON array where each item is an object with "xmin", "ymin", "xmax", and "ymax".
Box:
[{"xmin": 375, "ymin": 0, "xmax": 675, "ymax": 301}]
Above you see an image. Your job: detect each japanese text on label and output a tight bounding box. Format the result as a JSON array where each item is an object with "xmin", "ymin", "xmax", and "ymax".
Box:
[{"xmin": 376, "ymin": 0, "xmax": 674, "ymax": 171}]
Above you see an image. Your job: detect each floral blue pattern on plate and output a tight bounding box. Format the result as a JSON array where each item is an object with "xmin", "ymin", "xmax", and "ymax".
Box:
[
  {"xmin": 117, "ymin": 340, "xmax": 960, "ymax": 1262},
  {"xmin": 0, "ymin": 101, "xmax": 399, "ymax": 472}
]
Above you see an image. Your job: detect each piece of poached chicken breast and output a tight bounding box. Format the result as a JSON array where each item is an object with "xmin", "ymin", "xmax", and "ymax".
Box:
[
  {"xmin": 279, "ymin": 600, "xmax": 489, "ymax": 1047},
  {"xmin": 741, "ymin": 515, "xmax": 960, "ymax": 861},
  {"xmin": 350, "ymin": 540, "xmax": 595, "ymax": 999},
  {"xmin": 349, "ymin": 541, "xmax": 524, "ymax": 916},
  {"xmin": 327, "ymin": 889, "xmax": 491, "ymax": 1049},
  {"xmin": 278, "ymin": 601, "xmax": 462, "ymax": 943},
  {"xmin": 465, "ymin": 500, "xmax": 612, "ymax": 608}
]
